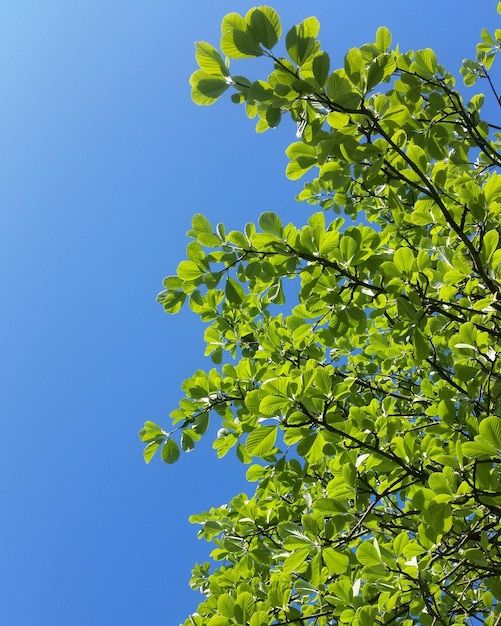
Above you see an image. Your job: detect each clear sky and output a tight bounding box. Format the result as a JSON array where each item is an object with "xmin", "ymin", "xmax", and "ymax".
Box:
[{"xmin": 0, "ymin": 2, "xmax": 499, "ymax": 624}]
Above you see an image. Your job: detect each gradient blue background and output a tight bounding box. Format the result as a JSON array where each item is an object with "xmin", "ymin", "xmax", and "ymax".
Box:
[{"xmin": 0, "ymin": 2, "xmax": 498, "ymax": 624}]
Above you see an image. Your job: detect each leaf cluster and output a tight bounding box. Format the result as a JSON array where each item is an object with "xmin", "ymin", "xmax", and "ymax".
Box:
[{"xmin": 144, "ymin": 6, "xmax": 501, "ymax": 625}]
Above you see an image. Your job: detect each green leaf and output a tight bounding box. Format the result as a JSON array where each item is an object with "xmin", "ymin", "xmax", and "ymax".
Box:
[
  {"xmin": 245, "ymin": 426, "xmax": 278, "ymax": 457},
  {"xmin": 481, "ymin": 28, "xmax": 495, "ymax": 45},
  {"xmin": 393, "ymin": 247, "xmax": 415, "ymax": 274},
  {"xmin": 428, "ymin": 472, "xmax": 452, "ymax": 495},
  {"xmin": 312, "ymin": 51, "xmax": 330, "ymax": 86},
  {"xmin": 246, "ymin": 464, "xmax": 266, "ymax": 482},
  {"xmin": 197, "ymin": 232, "xmax": 222, "ymax": 247},
  {"xmin": 326, "ymin": 114, "xmax": 350, "ymax": 133},
  {"xmin": 286, "ymin": 142, "xmax": 317, "ymax": 160},
  {"xmin": 484, "ymin": 172, "xmax": 501, "ymax": 203},
  {"xmin": 225, "ymin": 277, "xmax": 246, "ymax": 304},
  {"xmin": 259, "ymin": 211, "xmax": 283, "ymax": 237},
  {"xmin": 318, "ymin": 229, "xmax": 340, "ymax": 255},
  {"xmin": 265, "ymin": 106, "xmax": 281, "ymax": 128},
  {"xmin": 412, "ymin": 327, "xmax": 430, "ymax": 362},
  {"xmin": 330, "ymin": 578, "xmax": 353, "ymax": 603},
  {"xmin": 186, "ymin": 241, "xmax": 205, "ymax": 262},
  {"xmin": 413, "ymin": 48, "xmax": 438, "ymax": 77},
  {"xmin": 408, "ymin": 207, "xmax": 433, "ymax": 226},
  {"xmin": 217, "ymin": 594, "xmax": 235, "ymax": 618},
  {"xmin": 139, "ymin": 420, "xmax": 164, "ymax": 442},
  {"xmin": 248, "ymin": 6, "xmax": 281, "ymax": 49},
  {"xmin": 250, "ymin": 611, "xmax": 270, "ymax": 626},
  {"xmin": 479, "ymin": 416, "xmax": 501, "ymax": 451},
  {"xmin": 248, "ymin": 79, "xmax": 273, "ymax": 102},
  {"xmin": 221, "ymin": 12, "xmax": 263, "ymax": 59},
  {"xmin": 423, "ymin": 501, "xmax": 452, "ymax": 539},
  {"xmin": 375, "ymin": 26, "xmax": 392, "ymax": 52},
  {"xmin": 356, "ymin": 541, "xmax": 382, "ymax": 567},
  {"xmin": 481, "ymin": 229, "xmax": 499, "ymax": 264},
  {"xmin": 161, "ymin": 438, "xmax": 180, "ymax": 464},
  {"xmin": 235, "ymin": 591, "xmax": 255, "ymax": 623},
  {"xmin": 208, "ymin": 617, "xmax": 230, "ymax": 626},
  {"xmin": 259, "ymin": 395, "xmax": 289, "ymax": 415},
  {"xmin": 286, "ymin": 159, "xmax": 316, "ymax": 180},
  {"xmin": 462, "ymin": 441, "xmax": 498, "ymax": 460},
  {"xmin": 323, "ymin": 548, "xmax": 349, "ymax": 574},
  {"xmin": 157, "ymin": 289, "xmax": 186, "ymax": 314},
  {"xmin": 285, "ymin": 142, "xmax": 317, "ymax": 179},
  {"xmin": 406, "ymin": 144, "xmax": 427, "ymax": 173},
  {"xmin": 286, "ymin": 17, "xmax": 320, "ymax": 65},
  {"xmin": 143, "ymin": 440, "xmax": 161, "ymax": 464},
  {"xmin": 344, "ymin": 48, "xmax": 364, "ymax": 87},
  {"xmin": 177, "ymin": 260, "xmax": 205, "ymax": 281},
  {"xmin": 282, "ymin": 547, "xmax": 310, "ymax": 575},
  {"xmin": 162, "ymin": 275, "xmax": 183, "ymax": 290},
  {"xmin": 195, "ymin": 42, "xmax": 229, "ymax": 76},
  {"xmin": 181, "ymin": 429, "xmax": 197, "ymax": 452},
  {"xmin": 190, "ymin": 70, "xmax": 230, "ymax": 105},
  {"xmin": 280, "ymin": 522, "xmax": 315, "ymax": 548},
  {"xmin": 295, "ymin": 578, "xmax": 318, "ymax": 597},
  {"xmin": 326, "ymin": 72, "xmax": 361, "ymax": 108},
  {"xmin": 191, "ymin": 213, "xmax": 213, "ymax": 235},
  {"xmin": 339, "ymin": 234, "xmax": 357, "ymax": 263},
  {"xmin": 366, "ymin": 54, "xmax": 396, "ymax": 90},
  {"xmin": 227, "ymin": 229, "xmax": 249, "ymax": 248}
]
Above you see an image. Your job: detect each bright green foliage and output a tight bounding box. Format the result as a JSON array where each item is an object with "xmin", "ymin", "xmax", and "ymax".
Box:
[{"xmin": 143, "ymin": 6, "xmax": 501, "ymax": 625}]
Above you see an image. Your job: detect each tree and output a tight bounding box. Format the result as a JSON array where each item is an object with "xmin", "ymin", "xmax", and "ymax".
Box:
[{"xmin": 141, "ymin": 5, "xmax": 501, "ymax": 625}]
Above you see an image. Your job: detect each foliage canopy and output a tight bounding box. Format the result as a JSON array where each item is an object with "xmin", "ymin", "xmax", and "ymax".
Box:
[{"xmin": 142, "ymin": 5, "xmax": 501, "ymax": 625}]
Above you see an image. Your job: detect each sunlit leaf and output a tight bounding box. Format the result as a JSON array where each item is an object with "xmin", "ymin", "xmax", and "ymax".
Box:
[
  {"xmin": 286, "ymin": 17, "xmax": 320, "ymax": 65},
  {"xmin": 248, "ymin": 6, "xmax": 281, "ymax": 49},
  {"xmin": 479, "ymin": 416, "xmax": 501, "ymax": 451},
  {"xmin": 195, "ymin": 42, "xmax": 229, "ymax": 76},
  {"xmin": 356, "ymin": 541, "xmax": 382, "ymax": 567},
  {"xmin": 161, "ymin": 438, "xmax": 180, "ymax": 464},
  {"xmin": 177, "ymin": 260, "xmax": 205, "ymax": 281},
  {"xmin": 375, "ymin": 26, "xmax": 392, "ymax": 52},
  {"xmin": 258, "ymin": 211, "xmax": 283, "ymax": 237},
  {"xmin": 221, "ymin": 12, "xmax": 263, "ymax": 59},
  {"xmin": 143, "ymin": 440, "xmax": 161, "ymax": 464},
  {"xmin": 245, "ymin": 426, "xmax": 278, "ymax": 456},
  {"xmin": 190, "ymin": 70, "xmax": 230, "ymax": 105}
]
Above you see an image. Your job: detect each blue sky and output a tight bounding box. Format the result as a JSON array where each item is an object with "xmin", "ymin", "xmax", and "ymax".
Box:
[{"xmin": 0, "ymin": 2, "xmax": 498, "ymax": 624}]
